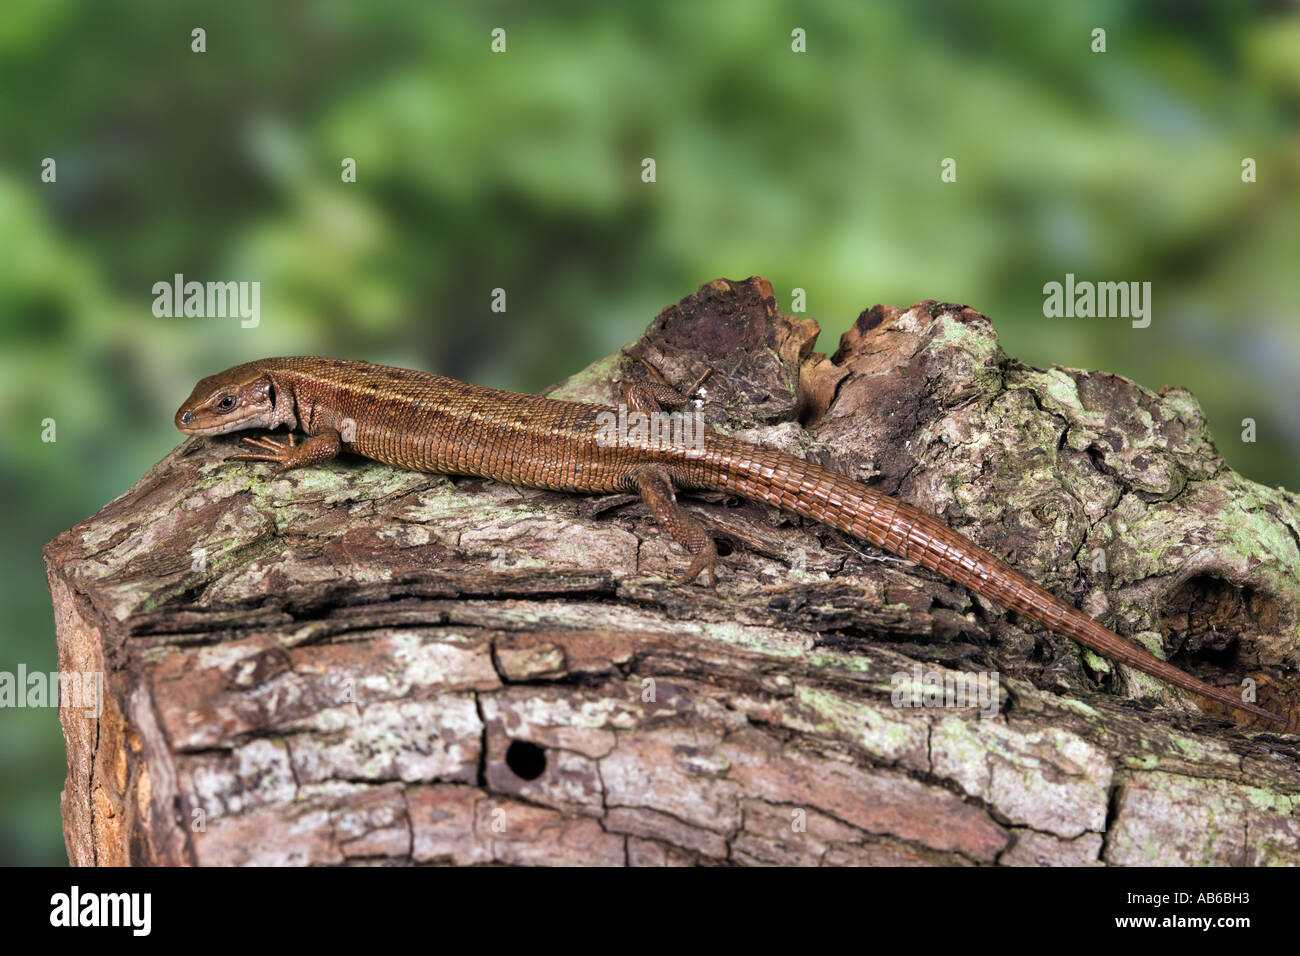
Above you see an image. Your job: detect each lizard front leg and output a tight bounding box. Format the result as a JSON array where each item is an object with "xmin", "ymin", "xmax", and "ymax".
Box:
[
  {"xmin": 230, "ymin": 428, "xmax": 342, "ymax": 473},
  {"xmin": 629, "ymin": 465, "xmax": 718, "ymax": 586}
]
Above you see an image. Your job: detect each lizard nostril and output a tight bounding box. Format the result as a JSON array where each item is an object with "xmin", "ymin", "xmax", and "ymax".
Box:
[{"xmin": 180, "ymin": 411, "xmax": 194, "ymax": 425}]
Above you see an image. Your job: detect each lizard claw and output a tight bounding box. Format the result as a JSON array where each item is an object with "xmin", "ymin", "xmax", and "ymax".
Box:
[
  {"xmin": 241, "ymin": 434, "xmax": 295, "ymax": 453},
  {"xmin": 684, "ymin": 367, "xmax": 714, "ymax": 403},
  {"xmin": 675, "ymin": 547, "xmax": 717, "ymax": 587},
  {"xmin": 623, "ymin": 562, "xmax": 716, "ymax": 588}
]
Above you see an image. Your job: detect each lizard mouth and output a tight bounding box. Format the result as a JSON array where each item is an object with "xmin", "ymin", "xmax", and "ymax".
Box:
[{"xmin": 175, "ymin": 409, "xmax": 257, "ymax": 435}]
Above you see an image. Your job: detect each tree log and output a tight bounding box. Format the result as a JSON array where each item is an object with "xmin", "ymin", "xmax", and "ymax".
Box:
[{"xmin": 45, "ymin": 277, "xmax": 1300, "ymax": 866}]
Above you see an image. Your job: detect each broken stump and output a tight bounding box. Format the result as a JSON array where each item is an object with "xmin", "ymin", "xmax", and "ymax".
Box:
[{"xmin": 45, "ymin": 277, "xmax": 1300, "ymax": 866}]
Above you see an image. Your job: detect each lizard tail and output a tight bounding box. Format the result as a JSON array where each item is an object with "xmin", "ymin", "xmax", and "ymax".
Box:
[{"xmin": 710, "ymin": 446, "xmax": 1286, "ymax": 726}]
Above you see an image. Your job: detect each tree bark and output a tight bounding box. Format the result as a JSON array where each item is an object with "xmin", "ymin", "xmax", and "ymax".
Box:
[{"xmin": 45, "ymin": 277, "xmax": 1300, "ymax": 866}]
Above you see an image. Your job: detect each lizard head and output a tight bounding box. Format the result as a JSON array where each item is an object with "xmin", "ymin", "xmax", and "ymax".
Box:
[{"xmin": 175, "ymin": 361, "xmax": 278, "ymax": 435}]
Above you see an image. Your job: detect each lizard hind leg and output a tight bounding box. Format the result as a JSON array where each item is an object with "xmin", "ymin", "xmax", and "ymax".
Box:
[
  {"xmin": 622, "ymin": 365, "xmax": 713, "ymax": 414},
  {"xmin": 629, "ymin": 465, "xmax": 719, "ymax": 586}
]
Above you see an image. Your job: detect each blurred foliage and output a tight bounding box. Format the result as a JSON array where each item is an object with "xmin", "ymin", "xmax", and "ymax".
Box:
[{"xmin": 1, "ymin": 0, "xmax": 1297, "ymax": 864}]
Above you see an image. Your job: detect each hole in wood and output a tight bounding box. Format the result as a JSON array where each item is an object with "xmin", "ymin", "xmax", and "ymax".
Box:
[
  {"xmin": 1162, "ymin": 575, "xmax": 1278, "ymax": 668},
  {"xmin": 1161, "ymin": 575, "xmax": 1291, "ymax": 723},
  {"xmin": 505, "ymin": 740, "xmax": 547, "ymax": 781}
]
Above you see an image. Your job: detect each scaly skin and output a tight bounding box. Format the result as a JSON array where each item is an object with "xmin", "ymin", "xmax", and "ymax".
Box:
[{"xmin": 176, "ymin": 356, "xmax": 1287, "ymax": 726}]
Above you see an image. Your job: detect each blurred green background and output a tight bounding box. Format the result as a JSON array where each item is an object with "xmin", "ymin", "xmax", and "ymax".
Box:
[{"xmin": 2, "ymin": 1, "xmax": 1297, "ymax": 864}]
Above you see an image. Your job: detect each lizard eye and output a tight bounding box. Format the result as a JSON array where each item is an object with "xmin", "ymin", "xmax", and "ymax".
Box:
[{"xmin": 216, "ymin": 394, "xmax": 235, "ymax": 410}]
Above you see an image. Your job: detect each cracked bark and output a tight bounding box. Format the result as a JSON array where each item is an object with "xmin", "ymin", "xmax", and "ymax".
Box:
[{"xmin": 45, "ymin": 277, "xmax": 1300, "ymax": 867}]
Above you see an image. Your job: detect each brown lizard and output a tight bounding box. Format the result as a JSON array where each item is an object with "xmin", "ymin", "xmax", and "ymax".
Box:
[{"xmin": 175, "ymin": 355, "xmax": 1287, "ymax": 726}]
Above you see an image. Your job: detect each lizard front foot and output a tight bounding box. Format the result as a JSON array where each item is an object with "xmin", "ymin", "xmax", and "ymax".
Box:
[
  {"xmin": 230, "ymin": 434, "xmax": 298, "ymax": 471},
  {"xmin": 229, "ymin": 429, "xmax": 342, "ymax": 473}
]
